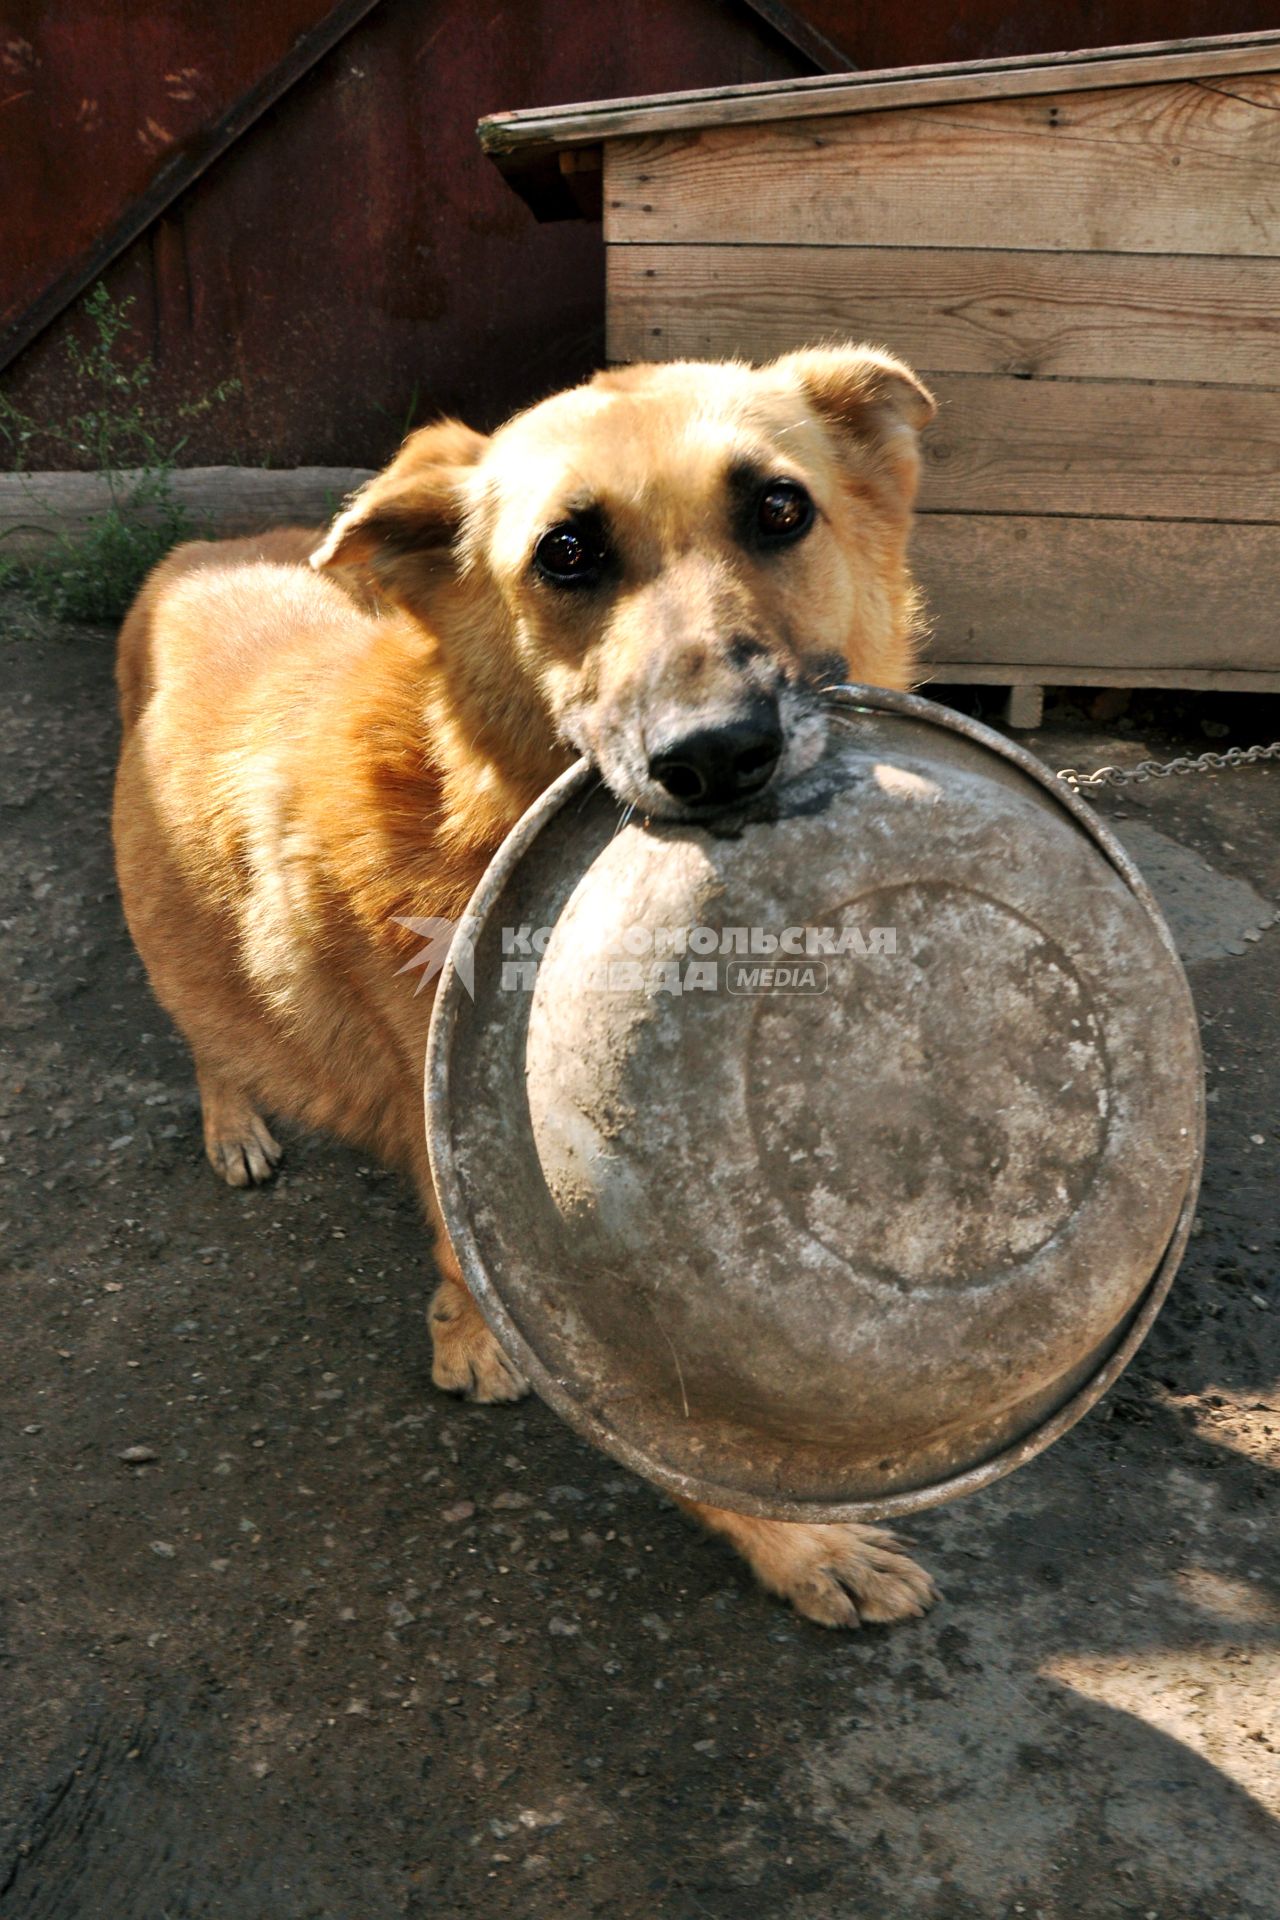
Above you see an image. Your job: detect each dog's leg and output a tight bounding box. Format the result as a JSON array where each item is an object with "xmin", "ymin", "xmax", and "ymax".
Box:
[
  {"xmin": 417, "ymin": 1162, "xmax": 528, "ymax": 1402},
  {"xmin": 428, "ymin": 1268, "xmax": 529, "ymax": 1405},
  {"xmin": 406, "ymin": 1143, "xmax": 527, "ymax": 1404},
  {"xmin": 197, "ymin": 1063, "xmax": 283, "ymax": 1189},
  {"xmin": 677, "ymin": 1497, "xmax": 937, "ymax": 1629}
]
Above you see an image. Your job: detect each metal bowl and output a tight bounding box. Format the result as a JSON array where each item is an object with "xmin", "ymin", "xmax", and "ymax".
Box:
[{"xmin": 426, "ymin": 688, "xmax": 1204, "ymax": 1522}]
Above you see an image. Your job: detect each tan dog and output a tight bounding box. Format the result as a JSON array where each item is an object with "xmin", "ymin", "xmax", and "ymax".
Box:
[{"xmin": 114, "ymin": 348, "xmax": 939, "ymax": 1629}]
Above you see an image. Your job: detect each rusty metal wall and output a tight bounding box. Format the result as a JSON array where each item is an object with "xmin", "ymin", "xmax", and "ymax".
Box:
[
  {"xmin": 792, "ymin": 2, "xmax": 1280, "ymax": 68},
  {"xmin": 1, "ymin": 0, "xmax": 805, "ymax": 469},
  {"xmin": 0, "ymin": 0, "xmax": 349, "ymax": 362},
  {"xmin": 9, "ymin": 2, "xmax": 1275, "ymax": 469}
]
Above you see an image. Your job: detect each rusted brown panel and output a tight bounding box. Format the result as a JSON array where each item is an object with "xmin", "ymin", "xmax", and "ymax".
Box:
[
  {"xmin": 788, "ymin": 1, "xmax": 1280, "ymax": 68},
  {"xmin": 1, "ymin": 0, "xmax": 806, "ymax": 469},
  {"xmin": 0, "ymin": 0, "xmax": 344, "ymax": 347},
  {"xmin": 738, "ymin": 0, "xmax": 857, "ymax": 70}
]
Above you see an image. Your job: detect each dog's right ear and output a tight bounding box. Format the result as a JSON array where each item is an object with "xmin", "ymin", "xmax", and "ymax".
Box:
[
  {"xmin": 779, "ymin": 346, "xmax": 935, "ymax": 513},
  {"xmin": 310, "ymin": 419, "xmax": 488, "ymax": 598}
]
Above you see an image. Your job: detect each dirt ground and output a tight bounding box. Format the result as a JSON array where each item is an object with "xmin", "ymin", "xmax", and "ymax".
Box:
[{"xmin": 1, "ymin": 605, "xmax": 1277, "ymax": 1920}]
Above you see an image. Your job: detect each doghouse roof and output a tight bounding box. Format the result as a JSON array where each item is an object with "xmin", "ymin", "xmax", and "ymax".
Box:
[{"xmin": 479, "ymin": 28, "xmax": 1280, "ymax": 219}]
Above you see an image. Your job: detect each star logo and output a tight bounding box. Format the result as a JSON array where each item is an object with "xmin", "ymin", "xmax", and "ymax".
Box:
[{"xmin": 392, "ymin": 916, "xmax": 475, "ymax": 998}]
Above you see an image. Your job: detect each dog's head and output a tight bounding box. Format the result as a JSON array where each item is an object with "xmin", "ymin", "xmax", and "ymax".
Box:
[{"xmin": 313, "ymin": 348, "xmax": 934, "ymax": 818}]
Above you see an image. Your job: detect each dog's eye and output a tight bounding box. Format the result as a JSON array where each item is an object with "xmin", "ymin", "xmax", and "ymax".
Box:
[
  {"xmin": 534, "ymin": 520, "xmax": 606, "ymax": 587},
  {"xmin": 756, "ymin": 479, "xmax": 814, "ymax": 544}
]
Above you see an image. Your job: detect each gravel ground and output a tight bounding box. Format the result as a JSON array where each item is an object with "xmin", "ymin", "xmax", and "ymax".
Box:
[{"xmin": 1, "ymin": 606, "xmax": 1276, "ymax": 1919}]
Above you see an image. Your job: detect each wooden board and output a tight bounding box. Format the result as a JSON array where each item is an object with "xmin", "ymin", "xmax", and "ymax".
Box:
[
  {"xmin": 921, "ymin": 662, "xmax": 1280, "ymax": 691},
  {"xmin": 604, "ymin": 75, "xmax": 1280, "ymax": 255},
  {"xmin": 0, "ymin": 468, "xmax": 373, "ymax": 557},
  {"xmin": 911, "ymin": 374, "xmax": 1280, "ymax": 521},
  {"xmin": 482, "ymin": 30, "xmax": 1280, "ymax": 164},
  {"xmin": 608, "ymin": 246, "xmax": 1280, "ymax": 387},
  {"xmin": 913, "ymin": 515, "xmax": 1280, "ymax": 670}
]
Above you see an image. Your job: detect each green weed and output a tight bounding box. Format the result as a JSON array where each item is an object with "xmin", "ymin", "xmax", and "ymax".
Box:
[{"xmin": 0, "ymin": 284, "xmax": 238, "ymax": 622}]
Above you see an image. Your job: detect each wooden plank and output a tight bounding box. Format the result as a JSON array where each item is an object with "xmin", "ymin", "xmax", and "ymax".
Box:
[
  {"xmin": 603, "ymin": 75, "xmax": 1280, "ymax": 255},
  {"xmin": 1003, "ymin": 684, "xmax": 1044, "ymax": 727},
  {"xmin": 913, "ymin": 374, "xmax": 1280, "ymax": 521},
  {"xmin": 0, "ymin": 468, "xmax": 373, "ymax": 557},
  {"xmin": 912, "ymin": 516, "xmax": 1280, "ymax": 671},
  {"xmin": 607, "ymin": 246, "xmax": 1280, "ymax": 387},
  {"xmin": 480, "ymin": 31, "xmax": 1280, "ymax": 166},
  {"xmin": 923, "ymin": 663, "xmax": 1280, "ymax": 692}
]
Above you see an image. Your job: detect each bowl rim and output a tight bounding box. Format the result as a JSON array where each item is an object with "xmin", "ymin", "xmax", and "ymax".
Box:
[{"xmin": 425, "ymin": 684, "xmax": 1206, "ymax": 1521}]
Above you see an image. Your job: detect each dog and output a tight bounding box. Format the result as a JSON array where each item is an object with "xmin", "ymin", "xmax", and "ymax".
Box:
[{"xmin": 113, "ymin": 346, "xmax": 939, "ymax": 1629}]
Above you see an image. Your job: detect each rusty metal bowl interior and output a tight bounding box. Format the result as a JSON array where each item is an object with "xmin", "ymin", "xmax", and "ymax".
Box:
[{"xmin": 426, "ymin": 687, "xmax": 1204, "ymax": 1522}]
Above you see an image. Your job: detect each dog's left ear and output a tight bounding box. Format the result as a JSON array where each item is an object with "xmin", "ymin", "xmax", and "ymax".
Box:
[
  {"xmin": 310, "ymin": 419, "xmax": 488, "ymax": 598},
  {"xmin": 781, "ymin": 346, "xmax": 936, "ymax": 507}
]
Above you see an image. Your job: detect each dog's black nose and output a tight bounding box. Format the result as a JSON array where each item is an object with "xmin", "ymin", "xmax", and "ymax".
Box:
[{"xmin": 649, "ymin": 703, "xmax": 783, "ymax": 809}]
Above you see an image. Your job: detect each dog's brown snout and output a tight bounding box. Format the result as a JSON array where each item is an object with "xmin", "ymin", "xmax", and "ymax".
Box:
[{"xmin": 648, "ymin": 697, "xmax": 783, "ymax": 809}]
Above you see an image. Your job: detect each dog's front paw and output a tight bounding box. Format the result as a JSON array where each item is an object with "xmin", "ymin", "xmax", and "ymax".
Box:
[
  {"xmin": 429, "ymin": 1280, "xmax": 529, "ymax": 1404},
  {"xmin": 764, "ymin": 1521, "xmax": 938, "ymax": 1628},
  {"xmin": 682, "ymin": 1502, "xmax": 938, "ymax": 1629},
  {"xmin": 199, "ymin": 1078, "xmax": 282, "ymax": 1188}
]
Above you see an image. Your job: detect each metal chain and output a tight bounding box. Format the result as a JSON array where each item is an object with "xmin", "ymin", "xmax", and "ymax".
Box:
[{"xmin": 1056, "ymin": 740, "xmax": 1280, "ymax": 791}]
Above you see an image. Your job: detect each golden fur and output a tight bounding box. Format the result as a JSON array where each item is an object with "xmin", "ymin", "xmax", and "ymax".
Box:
[{"xmin": 113, "ymin": 349, "xmax": 939, "ymax": 1627}]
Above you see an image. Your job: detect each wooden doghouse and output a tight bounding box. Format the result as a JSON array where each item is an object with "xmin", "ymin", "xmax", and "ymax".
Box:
[{"xmin": 482, "ymin": 32, "xmax": 1280, "ymax": 722}]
